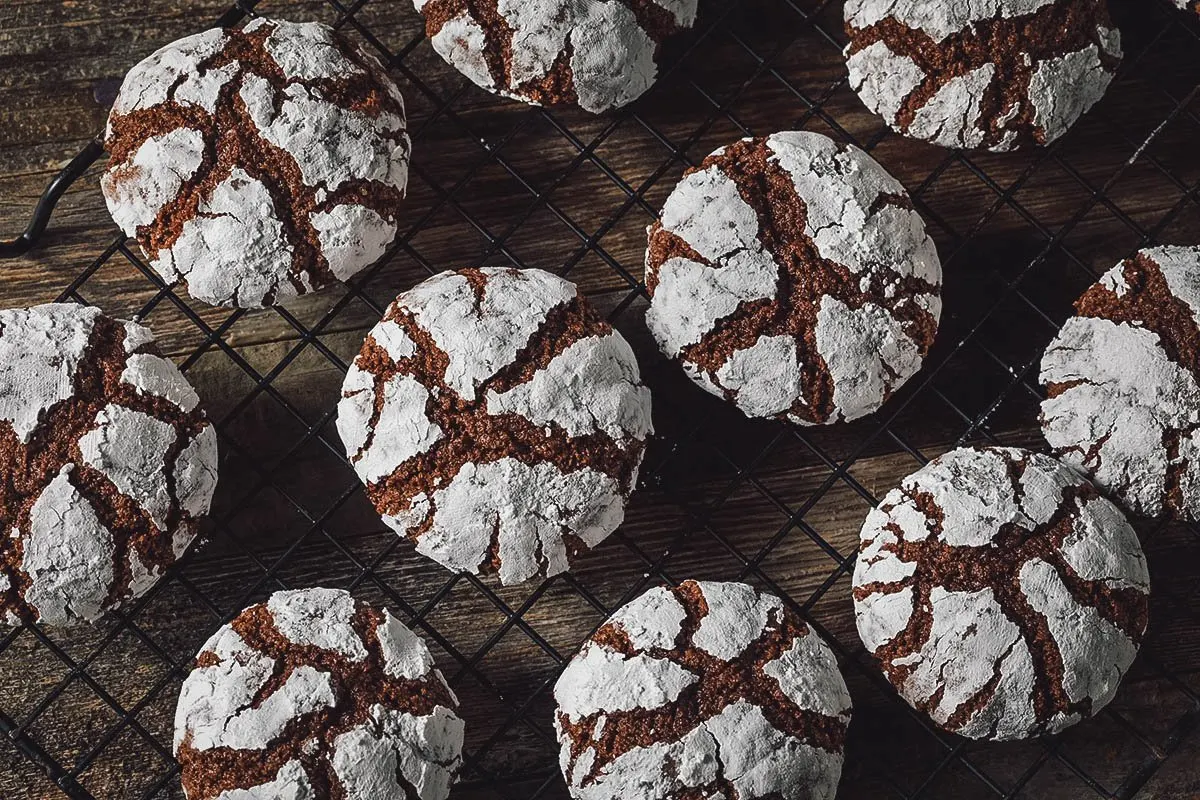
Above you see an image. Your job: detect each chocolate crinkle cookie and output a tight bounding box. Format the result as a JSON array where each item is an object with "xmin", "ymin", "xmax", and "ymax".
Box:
[
  {"xmin": 174, "ymin": 587, "xmax": 464, "ymax": 800},
  {"xmin": 102, "ymin": 18, "xmax": 411, "ymax": 308},
  {"xmin": 554, "ymin": 580, "xmax": 851, "ymax": 800},
  {"xmin": 0, "ymin": 303, "xmax": 218, "ymax": 626},
  {"xmin": 412, "ymin": 0, "xmax": 698, "ymax": 113},
  {"xmin": 645, "ymin": 130, "xmax": 941, "ymax": 426},
  {"xmin": 1041, "ymin": 245, "xmax": 1200, "ymax": 521},
  {"xmin": 853, "ymin": 446, "xmax": 1149, "ymax": 741},
  {"xmin": 337, "ymin": 267, "xmax": 653, "ymax": 585},
  {"xmin": 844, "ymin": 0, "xmax": 1121, "ymax": 151}
]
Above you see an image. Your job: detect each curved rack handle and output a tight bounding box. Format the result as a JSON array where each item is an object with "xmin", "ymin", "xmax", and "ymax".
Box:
[{"xmin": 0, "ymin": 139, "xmax": 106, "ymax": 260}]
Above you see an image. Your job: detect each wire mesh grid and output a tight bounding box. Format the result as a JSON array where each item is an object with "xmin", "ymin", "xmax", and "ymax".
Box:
[{"xmin": 2, "ymin": 0, "xmax": 1200, "ymax": 797}]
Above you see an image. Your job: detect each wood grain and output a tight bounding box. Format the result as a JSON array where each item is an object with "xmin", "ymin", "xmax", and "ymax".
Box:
[{"xmin": 2, "ymin": 0, "xmax": 1200, "ymax": 798}]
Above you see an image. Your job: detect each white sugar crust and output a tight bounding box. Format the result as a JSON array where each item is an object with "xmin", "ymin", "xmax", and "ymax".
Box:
[
  {"xmin": 332, "ymin": 705, "xmax": 464, "ymax": 800},
  {"xmin": 0, "ymin": 303, "xmax": 99, "ymax": 444},
  {"xmin": 555, "ymin": 644, "xmax": 699, "ymax": 723},
  {"xmin": 403, "ymin": 268, "xmax": 576, "ymax": 398},
  {"xmin": 845, "ymin": 40, "xmax": 926, "ymax": 126},
  {"xmin": 375, "ymin": 610, "xmax": 436, "ymax": 681},
  {"xmin": 111, "ymin": 28, "xmax": 229, "ymax": 117},
  {"xmin": 845, "ymin": 0, "xmax": 1058, "ymax": 42},
  {"xmin": 214, "ymin": 761, "xmax": 315, "ymax": 800},
  {"xmin": 200, "ymin": 663, "xmax": 335, "ymax": 751},
  {"xmin": 567, "ymin": 2, "xmax": 657, "ymax": 114},
  {"xmin": 267, "ymin": 587, "xmax": 369, "ymax": 661},
  {"xmin": 691, "ymin": 580, "xmax": 781, "ymax": 661},
  {"xmin": 254, "ymin": 18, "xmax": 364, "ymax": 81},
  {"xmin": 120, "ymin": 353, "xmax": 200, "ymax": 412},
  {"xmin": 153, "ymin": 167, "xmax": 296, "ymax": 308},
  {"xmin": 1019, "ymin": 558, "xmax": 1138, "ymax": 729},
  {"xmin": 852, "ymin": 446, "xmax": 1148, "ymax": 740},
  {"xmin": 107, "ymin": 19, "xmax": 410, "ymax": 308},
  {"xmin": 556, "ymin": 581, "xmax": 849, "ymax": 800},
  {"xmin": 342, "ymin": 371, "xmax": 443, "ymax": 485},
  {"xmin": 407, "ymin": 459, "xmax": 625, "ymax": 585},
  {"xmin": 22, "ymin": 466, "xmax": 115, "ymax": 625},
  {"xmin": 648, "ymin": 132, "xmax": 939, "ymax": 426},
  {"xmin": 1028, "ymin": 44, "xmax": 1114, "ymax": 147},
  {"xmin": 175, "ymin": 424, "xmax": 220, "ymax": 520},
  {"xmin": 103, "ymin": 128, "xmax": 206, "ymax": 236},
  {"xmin": 78, "ymin": 404, "xmax": 178, "ymax": 530},
  {"xmin": 606, "ymin": 586, "xmax": 687, "ymax": 652},
  {"xmin": 486, "ymin": 331, "xmax": 653, "ymax": 441},
  {"xmin": 430, "ymin": 12, "xmax": 496, "ymax": 91},
  {"xmin": 907, "ymin": 63, "xmax": 994, "ymax": 149},
  {"xmin": 175, "ymin": 626, "xmax": 278, "ymax": 751}
]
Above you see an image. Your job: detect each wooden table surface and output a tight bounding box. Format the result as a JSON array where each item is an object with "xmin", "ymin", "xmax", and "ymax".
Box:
[{"xmin": 3, "ymin": 1, "xmax": 1200, "ymax": 798}]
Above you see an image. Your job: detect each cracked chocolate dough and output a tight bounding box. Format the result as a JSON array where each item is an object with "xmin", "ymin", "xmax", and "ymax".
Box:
[
  {"xmin": 554, "ymin": 580, "xmax": 852, "ymax": 800},
  {"xmin": 337, "ymin": 267, "xmax": 653, "ymax": 585},
  {"xmin": 844, "ymin": 0, "xmax": 1122, "ymax": 151},
  {"xmin": 1041, "ymin": 245, "xmax": 1200, "ymax": 521},
  {"xmin": 853, "ymin": 446, "xmax": 1150, "ymax": 741},
  {"xmin": 0, "ymin": 303, "xmax": 218, "ymax": 626},
  {"xmin": 175, "ymin": 587, "xmax": 464, "ymax": 800},
  {"xmin": 645, "ymin": 130, "xmax": 942, "ymax": 426},
  {"xmin": 412, "ymin": 0, "xmax": 698, "ymax": 113},
  {"xmin": 101, "ymin": 18, "xmax": 411, "ymax": 308}
]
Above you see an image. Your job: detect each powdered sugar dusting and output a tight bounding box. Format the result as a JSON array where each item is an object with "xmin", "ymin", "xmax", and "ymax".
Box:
[
  {"xmin": 23, "ymin": 467, "xmax": 115, "ymax": 625},
  {"xmin": 375, "ymin": 610, "xmax": 436, "ymax": 681},
  {"xmin": 568, "ymin": 2, "xmax": 657, "ymax": 114},
  {"xmin": 120, "ymin": 353, "xmax": 200, "ymax": 412},
  {"xmin": 907, "ymin": 63, "xmax": 995, "ymax": 150},
  {"xmin": 429, "ymin": 12, "xmax": 496, "ymax": 91},
  {"xmin": 853, "ymin": 446, "xmax": 1148, "ymax": 740},
  {"xmin": 0, "ymin": 304, "xmax": 99, "ymax": 444},
  {"xmin": 110, "ymin": 28, "xmax": 229, "ymax": 116},
  {"xmin": 409, "ymin": 459, "xmax": 625, "ymax": 585},
  {"xmin": 1028, "ymin": 44, "xmax": 1114, "ymax": 146},
  {"xmin": 844, "ymin": 0, "xmax": 1057, "ymax": 42},
  {"xmin": 102, "ymin": 128, "xmax": 206, "ymax": 235},
  {"xmin": 692, "ymin": 580, "xmax": 781, "ymax": 661},
  {"xmin": 332, "ymin": 705, "xmax": 464, "ymax": 800},
  {"xmin": 555, "ymin": 645, "xmax": 699, "ymax": 722},
  {"xmin": 311, "ymin": 204, "xmax": 397, "ymax": 281},
  {"xmin": 256, "ymin": 18, "xmax": 364, "ymax": 81},
  {"xmin": 845, "ymin": 40, "xmax": 926, "ymax": 126},
  {"xmin": 213, "ymin": 761, "xmax": 314, "ymax": 800},
  {"xmin": 267, "ymin": 588, "xmax": 369, "ymax": 661},
  {"xmin": 606, "ymin": 586, "xmax": 687, "ymax": 651},
  {"xmin": 78, "ymin": 404, "xmax": 178, "ymax": 531}
]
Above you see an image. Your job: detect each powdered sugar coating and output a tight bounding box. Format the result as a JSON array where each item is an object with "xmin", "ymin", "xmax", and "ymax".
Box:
[
  {"xmin": 646, "ymin": 130, "xmax": 940, "ymax": 426},
  {"xmin": 555, "ymin": 581, "xmax": 851, "ymax": 800},
  {"xmin": 103, "ymin": 18, "xmax": 411, "ymax": 308},
  {"xmin": 1041, "ymin": 245, "xmax": 1200, "ymax": 520},
  {"xmin": 853, "ymin": 446, "xmax": 1150, "ymax": 740},
  {"xmin": 0, "ymin": 304, "xmax": 218, "ymax": 626},
  {"xmin": 417, "ymin": 0, "xmax": 698, "ymax": 113},
  {"xmin": 338, "ymin": 267, "xmax": 652, "ymax": 585},
  {"xmin": 845, "ymin": 0, "xmax": 1120, "ymax": 152},
  {"xmin": 175, "ymin": 588, "xmax": 463, "ymax": 800}
]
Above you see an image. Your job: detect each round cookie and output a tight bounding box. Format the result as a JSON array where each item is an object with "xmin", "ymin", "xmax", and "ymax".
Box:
[
  {"xmin": 853, "ymin": 446, "xmax": 1149, "ymax": 741},
  {"xmin": 337, "ymin": 267, "xmax": 653, "ymax": 585},
  {"xmin": 174, "ymin": 587, "xmax": 464, "ymax": 800},
  {"xmin": 645, "ymin": 130, "xmax": 942, "ymax": 426},
  {"xmin": 554, "ymin": 580, "xmax": 851, "ymax": 800},
  {"xmin": 102, "ymin": 18, "xmax": 411, "ymax": 308},
  {"xmin": 0, "ymin": 303, "xmax": 218, "ymax": 626},
  {"xmin": 844, "ymin": 0, "xmax": 1122, "ymax": 152},
  {"xmin": 412, "ymin": 0, "xmax": 698, "ymax": 113},
  {"xmin": 1040, "ymin": 245, "xmax": 1200, "ymax": 520}
]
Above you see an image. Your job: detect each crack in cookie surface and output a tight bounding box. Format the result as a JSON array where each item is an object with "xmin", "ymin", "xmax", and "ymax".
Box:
[
  {"xmin": 337, "ymin": 267, "xmax": 653, "ymax": 585},
  {"xmin": 0, "ymin": 304, "xmax": 218, "ymax": 626},
  {"xmin": 102, "ymin": 18, "xmax": 410, "ymax": 308},
  {"xmin": 1040, "ymin": 245, "xmax": 1200, "ymax": 521},
  {"xmin": 415, "ymin": 0, "xmax": 698, "ymax": 113},
  {"xmin": 852, "ymin": 446, "xmax": 1149, "ymax": 741},
  {"xmin": 844, "ymin": 0, "xmax": 1120, "ymax": 151},
  {"xmin": 175, "ymin": 587, "xmax": 463, "ymax": 800},
  {"xmin": 554, "ymin": 580, "xmax": 851, "ymax": 800},
  {"xmin": 645, "ymin": 130, "xmax": 941, "ymax": 426}
]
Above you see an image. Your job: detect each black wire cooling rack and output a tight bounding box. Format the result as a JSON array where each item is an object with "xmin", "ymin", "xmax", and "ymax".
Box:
[{"xmin": 3, "ymin": 0, "xmax": 1200, "ymax": 797}]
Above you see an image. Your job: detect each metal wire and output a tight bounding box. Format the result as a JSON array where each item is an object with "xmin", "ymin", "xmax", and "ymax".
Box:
[{"xmin": 2, "ymin": 0, "xmax": 1199, "ymax": 798}]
